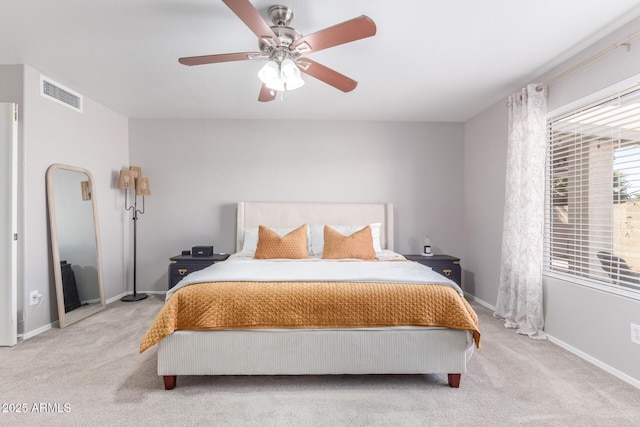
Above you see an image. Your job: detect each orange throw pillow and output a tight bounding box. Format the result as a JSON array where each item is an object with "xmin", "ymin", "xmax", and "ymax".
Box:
[
  {"xmin": 254, "ymin": 224, "xmax": 309, "ymax": 259},
  {"xmin": 322, "ymin": 225, "xmax": 378, "ymax": 260}
]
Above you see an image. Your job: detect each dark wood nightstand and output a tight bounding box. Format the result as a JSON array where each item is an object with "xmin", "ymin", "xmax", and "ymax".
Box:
[
  {"xmin": 168, "ymin": 253, "xmax": 230, "ymax": 289},
  {"xmin": 403, "ymin": 254, "xmax": 461, "ymax": 287}
]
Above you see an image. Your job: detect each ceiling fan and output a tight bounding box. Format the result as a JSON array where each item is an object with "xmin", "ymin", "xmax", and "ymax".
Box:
[{"xmin": 178, "ymin": 0, "xmax": 377, "ymax": 102}]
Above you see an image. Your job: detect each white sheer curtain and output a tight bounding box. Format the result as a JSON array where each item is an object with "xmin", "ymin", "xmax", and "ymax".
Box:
[{"xmin": 494, "ymin": 84, "xmax": 547, "ymax": 339}]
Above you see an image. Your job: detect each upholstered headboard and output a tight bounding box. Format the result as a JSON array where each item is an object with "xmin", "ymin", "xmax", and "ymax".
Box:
[{"xmin": 236, "ymin": 202, "xmax": 394, "ymax": 252}]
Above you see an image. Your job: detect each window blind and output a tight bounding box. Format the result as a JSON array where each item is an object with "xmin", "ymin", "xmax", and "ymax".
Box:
[{"xmin": 544, "ymin": 85, "xmax": 640, "ymax": 296}]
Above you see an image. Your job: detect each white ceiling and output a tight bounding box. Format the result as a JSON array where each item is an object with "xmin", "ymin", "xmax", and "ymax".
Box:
[{"xmin": 1, "ymin": 0, "xmax": 639, "ymax": 122}]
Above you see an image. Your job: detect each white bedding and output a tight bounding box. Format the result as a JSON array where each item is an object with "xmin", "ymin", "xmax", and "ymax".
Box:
[{"xmin": 166, "ymin": 251, "xmax": 462, "ymax": 300}]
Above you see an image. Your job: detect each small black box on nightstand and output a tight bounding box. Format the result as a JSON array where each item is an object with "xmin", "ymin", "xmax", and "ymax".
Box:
[{"xmin": 192, "ymin": 246, "xmax": 214, "ymax": 257}]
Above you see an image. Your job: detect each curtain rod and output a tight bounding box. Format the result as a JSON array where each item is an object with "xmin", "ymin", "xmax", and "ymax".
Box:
[{"xmin": 536, "ymin": 28, "xmax": 640, "ymax": 92}]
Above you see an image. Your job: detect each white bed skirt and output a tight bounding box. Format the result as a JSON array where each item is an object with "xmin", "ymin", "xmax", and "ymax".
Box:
[{"xmin": 158, "ymin": 327, "xmax": 474, "ymax": 376}]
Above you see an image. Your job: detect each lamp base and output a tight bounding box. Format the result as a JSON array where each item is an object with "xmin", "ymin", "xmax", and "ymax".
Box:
[{"xmin": 121, "ymin": 293, "xmax": 148, "ymax": 302}]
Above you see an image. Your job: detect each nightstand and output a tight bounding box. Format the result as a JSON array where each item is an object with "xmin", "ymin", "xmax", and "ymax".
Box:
[
  {"xmin": 168, "ymin": 253, "xmax": 230, "ymax": 289},
  {"xmin": 403, "ymin": 254, "xmax": 461, "ymax": 287}
]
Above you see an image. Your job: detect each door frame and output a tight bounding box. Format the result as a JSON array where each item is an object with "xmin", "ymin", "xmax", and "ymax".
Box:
[{"xmin": 0, "ymin": 103, "xmax": 18, "ymax": 346}]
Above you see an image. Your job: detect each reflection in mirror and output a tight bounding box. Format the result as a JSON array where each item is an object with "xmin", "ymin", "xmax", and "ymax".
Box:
[{"xmin": 46, "ymin": 164, "xmax": 105, "ymax": 328}]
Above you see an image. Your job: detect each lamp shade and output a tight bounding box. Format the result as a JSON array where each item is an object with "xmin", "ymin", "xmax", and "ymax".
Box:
[
  {"xmin": 117, "ymin": 169, "xmax": 135, "ymax": 190},
  {"xmin": 136, "ymin": 177, "xmax": 152, "ymax": 196},
  {"xmin": 129, "ymin": 166, "xmax": 142, "ymax": 179}
]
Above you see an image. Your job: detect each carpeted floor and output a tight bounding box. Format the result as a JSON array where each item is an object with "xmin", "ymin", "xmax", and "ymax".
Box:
[{"xmin": 2, "ymin": 296, "xmax": 640, "ymax": 426}]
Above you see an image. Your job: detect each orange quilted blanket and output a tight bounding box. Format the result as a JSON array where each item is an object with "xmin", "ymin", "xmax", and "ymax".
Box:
[{"xmin": 140, "ymin": 281, "xmax": 481, "ymax": 353}]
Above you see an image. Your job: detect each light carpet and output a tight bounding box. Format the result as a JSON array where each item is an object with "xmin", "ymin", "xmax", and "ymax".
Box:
[{"xmin": 1, "ymin": 296, "xmax": 640, "ymax": 426}]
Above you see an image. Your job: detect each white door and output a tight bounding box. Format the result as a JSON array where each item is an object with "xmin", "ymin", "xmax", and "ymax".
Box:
[{"xmin": 0, "ymin": 103, "xmax": 18, "ymax": 346}]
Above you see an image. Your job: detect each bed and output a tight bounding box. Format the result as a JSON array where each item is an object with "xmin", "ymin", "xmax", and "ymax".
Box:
[{"xmin": 141, "ymin": 202, "xmax": 480, "ymax": 390}]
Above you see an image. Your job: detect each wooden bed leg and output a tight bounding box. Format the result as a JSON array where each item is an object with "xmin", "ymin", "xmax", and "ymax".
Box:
[
  {"xmin": 447, "ymin": 373, "xmax": 461, "ymax": 388},
  {"xmin": 163, "ymin": 375, "xmax": 177, "ymax": 390}
]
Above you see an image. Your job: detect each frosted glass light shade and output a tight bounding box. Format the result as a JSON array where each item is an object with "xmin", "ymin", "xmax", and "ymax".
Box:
[
  {"xmin": 285, "ymin": 74, "xmax": 305, "ymax": 91},
  {"xmin": 258, "ymin": 60, "xmax": 280, "ymax": 85},
  {"xmin": 258, "ymin": 58, "xmax": 304, "ymax": 92},
  {"xmin": 280, "ymin": 58, "xmax": 300, "ymax": 82}
]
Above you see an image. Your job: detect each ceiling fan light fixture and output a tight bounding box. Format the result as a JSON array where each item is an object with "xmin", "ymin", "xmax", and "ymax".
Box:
[
  {"xmin": 258, "ymin": 57, "xmax": 304, "ymax": 92},
  {"xmin": 284, "ymin": 74, "xmax": 305, "ymax": 91},
  {"xmin": 280, "ymin": 58, "xmax": 300, "ymax": 82},
  {"xmin": 265, "ymin": 78, "xmax": 285, "ymax": 92},
  {"xmin": 258, "ymin": 60, "xmax": 280, "ymax": 85}
]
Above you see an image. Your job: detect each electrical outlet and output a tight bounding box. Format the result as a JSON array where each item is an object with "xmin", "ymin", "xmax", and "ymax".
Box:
[
  {"xmin": 631, "ymin": 323, "xmax": 640, "ymax": 345},
  {"xmin": 29, "ymin": 290, "xmax": 39, "ymax": 306}
]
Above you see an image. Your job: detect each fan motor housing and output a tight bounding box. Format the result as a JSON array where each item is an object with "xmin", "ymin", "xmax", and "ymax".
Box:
[
  {"xmin": 268, "ymin": 5, "xmax": 294, "ymax": 26},
  {"xmin": 260, "ymin": 25, "xmax": 302, "ymax": 51},
  {"xmin": 259, "ymin": 5, "xmax": 301, "ymax": 53}
]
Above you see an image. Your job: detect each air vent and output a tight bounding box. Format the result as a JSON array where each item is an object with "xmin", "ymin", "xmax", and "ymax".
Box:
[{"xmin": 40, "ymin": 75, "xmax": 83, "ymax": 113}]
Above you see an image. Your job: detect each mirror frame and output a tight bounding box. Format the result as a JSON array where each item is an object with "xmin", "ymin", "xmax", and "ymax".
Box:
[{"xmin": 46, "ymin": 163, "xmax": 105, "ymax": 328}]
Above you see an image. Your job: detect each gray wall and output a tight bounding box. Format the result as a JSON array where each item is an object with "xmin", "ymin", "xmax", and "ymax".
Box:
[
  {"xmin": 463, "ymin": 100, "xmax": 507, "ymax": 304},
  {"xmin": 128, "ymin": 119, "xmax": 465, "ymax": 292},
  {"xmin": 464, "ymin": 17, "xmax": 640, "ymax": 384},
  {"xmin": 0, "ymin": 65, "xmax": 130, "ymax": 336}
]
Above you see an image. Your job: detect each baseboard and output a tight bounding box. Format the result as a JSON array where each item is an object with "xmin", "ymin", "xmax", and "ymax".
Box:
[
  {"xmin": 546, "ymin": 334, "xmax": 640, "ymax": 390},
  {"xmin": 20, "ymin": 321, "xmax": 57, "ymax": 340},
  {"xmin": 464, "ymin": 292, "xmax": 640, "ymax": 389},
  {"xmin": 464, "ymin": 293, "xmax": 496, "ymax": 311},
  {"xmin": 21, "ymin": 291, "xmax": 166, "ymax": 340},
  {"xmin": 107, "ymin": 292, "xmax": 129, "ymax": 304}
]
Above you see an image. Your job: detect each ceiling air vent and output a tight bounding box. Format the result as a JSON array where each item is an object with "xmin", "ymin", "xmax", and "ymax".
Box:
[{"xmin": 40, "ymin": 75, "xmax": 83, "ymax": 113}]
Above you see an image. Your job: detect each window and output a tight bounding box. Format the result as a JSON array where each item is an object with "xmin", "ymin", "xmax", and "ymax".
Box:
[{"xmin": 544, "ymin": 85, "xmax": 640, "ymax": 297}]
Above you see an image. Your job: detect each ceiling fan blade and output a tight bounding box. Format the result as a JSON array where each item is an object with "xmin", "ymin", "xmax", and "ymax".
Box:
[
  {"xmin": 292, "ymin": 15, "xmax": 376, "ymax": 54},
  {"xmin": 297, "ymin": 58, "xmax": 357, "ymax": 93},
  {"xmin": 179, "ymin": 52, "xmax": 262, "ymax": 66},
  {"xmin": 222, "ymin": 0, "xmax": 281, "ymax": 47},
  {"xmin": 258, "ymin": 84, "xmax": 277, "ymax": 102}
]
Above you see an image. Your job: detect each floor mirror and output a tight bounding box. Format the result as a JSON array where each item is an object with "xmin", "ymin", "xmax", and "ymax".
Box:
[{"xmin": 46, "ymin": 164, "xmax": 105, "ymax": 328}]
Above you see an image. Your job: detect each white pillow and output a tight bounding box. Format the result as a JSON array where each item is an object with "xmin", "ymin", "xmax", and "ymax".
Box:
[
  {"xmin": 309, "ymin": 223, "xmax": 382, "ymax": 255},
  {"xmin": 240, "ymin": 226, "xmax": 311, "ymax": 254},
  {"xmin": 240, "ymin": 227, "xmax": 260, "ymax": 254}
]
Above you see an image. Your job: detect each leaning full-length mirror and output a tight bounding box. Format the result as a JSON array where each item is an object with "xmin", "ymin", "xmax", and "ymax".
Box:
[{"xmin": 46, "ymin": 164, "xmax": 105, "ymax": 328}]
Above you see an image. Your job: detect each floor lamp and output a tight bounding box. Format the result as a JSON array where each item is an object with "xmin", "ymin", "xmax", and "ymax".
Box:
[{"xmin": 117, "ymin": 166, "xmax": 151, "ymax": 302}]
